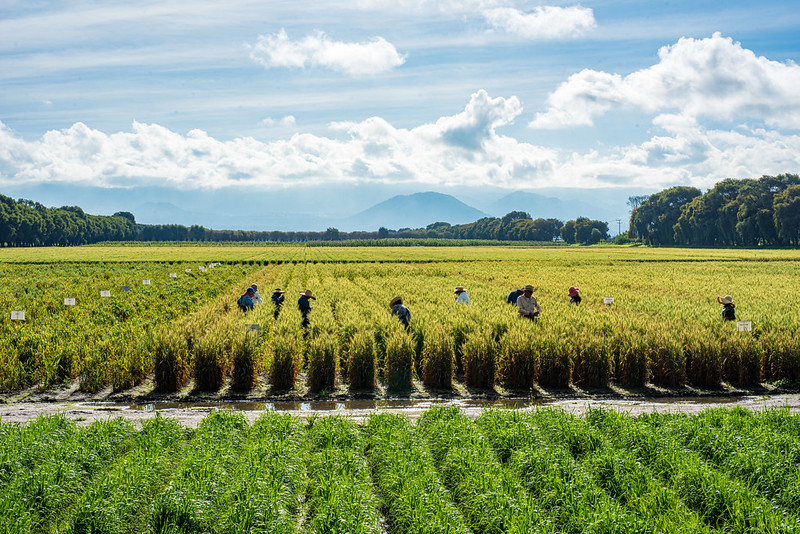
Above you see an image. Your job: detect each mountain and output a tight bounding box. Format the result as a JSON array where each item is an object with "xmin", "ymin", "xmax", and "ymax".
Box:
[
  {"xmin": 487, "ymin": 191, "xmax": 609, "ymax": 222},
  {"xmin": 340, "ymin": 192, "xmax": 488, "ymax": 231}
]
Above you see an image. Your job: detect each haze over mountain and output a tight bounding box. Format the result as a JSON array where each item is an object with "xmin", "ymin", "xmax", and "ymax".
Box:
[
  {"xmin": 2, "ymin": 183, "xmax": 653, "ymax": 233},
  {"xmin": 341, "ymin": 192, "xmax": 488, "ymax": 232}
]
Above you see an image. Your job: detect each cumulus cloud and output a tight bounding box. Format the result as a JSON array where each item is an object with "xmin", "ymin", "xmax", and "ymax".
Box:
[
  {"xmin": 0, "ymin": 91, "xmax": 555, "ymax": 190},
  {"xmin": 3, "ymin": 89, "xmax": 800, "ymax": 194},
  {"xmin": 531, "ymin": 33, "xmax": 800, "ymax": 129},
  {"xmin": 482, "ymin": 6, "xmax": 595, "ymax": 40},
  {"xmin": 248, "ymin": 29, "xmax": 406, "ymax": 76}
]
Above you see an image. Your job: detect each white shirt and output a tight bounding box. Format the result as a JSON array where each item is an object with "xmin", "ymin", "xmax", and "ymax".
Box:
[
  {"xmin": 517, "ymin": 294, "xmax": 540, "ymax": 317},
  {"xmin": 252, "ymin": 289, "xmax": 263, "ymax": 304},
  {"xmin": 455, "ymin": 292, "xmax": 470, "ymax": 304}
]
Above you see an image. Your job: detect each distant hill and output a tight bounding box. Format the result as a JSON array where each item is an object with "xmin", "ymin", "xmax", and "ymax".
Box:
[
  {"xmin": 488, "ymin": 191, "xmax": 613, "ymax": 222},
  {"xmin": 341, "ymin": 192, "xmax": 488, "ymax": 231}
]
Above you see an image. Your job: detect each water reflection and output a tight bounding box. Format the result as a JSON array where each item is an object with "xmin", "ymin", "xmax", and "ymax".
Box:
[{"xmin": 128, "ymin": 397, "xmax": 552, "ymax": 413}]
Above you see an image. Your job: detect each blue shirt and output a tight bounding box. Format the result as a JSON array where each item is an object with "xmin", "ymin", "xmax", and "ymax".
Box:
[
  {"xmin": 238, "ymin": 294, "xmax": 254, "ymax": 311},
  {"xmin": 507, "ymin": 290, "xmax": 521, "ymax": 305},
  {"xmin": 271, "ymin": 292, "xmax": 285, "ymax": 306}
]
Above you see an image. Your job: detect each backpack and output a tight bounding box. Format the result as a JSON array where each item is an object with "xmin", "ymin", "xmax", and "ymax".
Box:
[{"xmin": 237, "ymin": 295, "xmax": 247, "ymax": 311}]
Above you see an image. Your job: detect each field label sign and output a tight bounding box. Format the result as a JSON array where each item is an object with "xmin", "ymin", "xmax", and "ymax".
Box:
[
  {"xmin": 170, "ymin": 273, "xmax": 177, "ymax": 278},
  {"xmin": 143, "ymin": 279, "xmax": 151, "ymax": 285},
  {"xmin": 100, "ymin": 290, "xmax": 111, "ymax": 298},
  {"xmin": 121, "ymin": 286, "xmax": 131, "ymax": 292},
  {"xmin": 64, "ymin": 298, "xmax": 76, "ymax": 306},
  {"xmin": 604, "ymin": 297, "xmax": 614, "ymax": 305},
  {"xmin": 185, "ymin": 268, "xmax": 191, "ymax": 273},
  {"xmin": 10, "ymin": 311, "xmax": 25, "ymax": 321},
  {"xmin": 737, "ymin": 321, "xmax": 752, "ymax": 332},
  {"xmin": 245, "ymin": 324, "xmax": 259, "ymax": 333}
]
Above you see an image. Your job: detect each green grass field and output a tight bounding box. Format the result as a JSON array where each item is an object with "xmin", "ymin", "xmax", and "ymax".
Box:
[{"xmin": 1, "ymin": 407, "xmax": 798, "ymax": 533}]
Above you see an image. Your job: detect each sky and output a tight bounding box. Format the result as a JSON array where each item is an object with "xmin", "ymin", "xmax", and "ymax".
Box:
[{"xmin": 1, "ymin": 0, "xmax": 800, "ymax": 199}]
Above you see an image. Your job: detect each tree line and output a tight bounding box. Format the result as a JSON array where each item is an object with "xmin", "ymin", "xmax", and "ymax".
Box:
[
  {"xmin": 629, "ymin": 174, "xmax": 800, "ymax": 246},
  {"xmin": 0, "ymin": 195, "xmax": 137, "ymax": 246},
  {"xmin": 0, "ymin": 192, "xmax": 612, "ymax": 246}
]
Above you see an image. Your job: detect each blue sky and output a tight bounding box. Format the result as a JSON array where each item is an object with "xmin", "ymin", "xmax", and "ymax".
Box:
[{"xmin": 1, "ymin": 0, "xmax": 800, "ymax": 196}]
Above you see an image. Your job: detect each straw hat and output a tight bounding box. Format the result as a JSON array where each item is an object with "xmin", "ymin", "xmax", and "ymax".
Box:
[
  {"xmin": 717, "ymin": 295, "xmax": 733, "ymax": 305},
  {"xmin": 390, "ymin": 296, "xmax": 403, "ymax": 307},
  {"xmin": 273, "ymin": 288, "xmax": 285, "ymax": 294},
  {"xmin": 568, "ymin": 286, "xmax": 579, "ymax": 297},
  {"xmin": 523, "ymin": 285, "xmax": 534, "ymax": 292},
  {"xmin": 299, "ymin": 289, "xmax": 316, "ymax": 299},
  {"xmin": 454, "ymin": 286, "xmax": 466, "ymax": 294},
  {"xmin": 251, "ymin": 283, "xmax": 258, "ymax": 290}
]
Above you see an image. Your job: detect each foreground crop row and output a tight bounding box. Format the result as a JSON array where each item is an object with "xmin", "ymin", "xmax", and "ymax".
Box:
[{"xmin": 2, "ymin": 406, "xmax": 799, "ymax": 533}]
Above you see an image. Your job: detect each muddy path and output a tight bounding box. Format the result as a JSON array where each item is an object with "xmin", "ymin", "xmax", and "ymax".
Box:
[{"xmin": 2, "ymin": 394, "xmax": 799, "ymax": 428}]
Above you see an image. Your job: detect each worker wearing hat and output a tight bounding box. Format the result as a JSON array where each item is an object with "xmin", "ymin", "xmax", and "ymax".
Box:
[
  {"xmin": 718, "ymin": 295, "xmax": 736, "ymax": 321},
  {"xmin": 271, "ymin": 288, "xmax": 285, "ymax": 319},
  {"xmin": 517, "ymin": 285, "xmax": 541, "ymax": 320},
  {"xmin": 568, "ymin": 286, "xmax": 581, "ymax": 305},
  {"xmin": 454, "ymin": 286, "xmax": 470, "ymax": 304},
  {"xmin": 237, "ymin": 287, "xmax": 255, "ymax": 312},
  {"xmin": 298, "ymin": 289, "xmax": 316, "ymax": 330},
  {"xmin": 390, "ymin": 296, "xmax": 411, "ymax": 329}
]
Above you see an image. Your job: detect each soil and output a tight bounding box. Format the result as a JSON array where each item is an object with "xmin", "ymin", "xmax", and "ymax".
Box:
[{"xmin": 2, "ymin": 373, "xmax": 799, "ymax": 427}]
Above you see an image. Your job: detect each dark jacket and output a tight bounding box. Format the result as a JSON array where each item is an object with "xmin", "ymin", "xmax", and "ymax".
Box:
[
  {"xmin": 298, "ymin": 295, "xmax": 313, "ymax": 315},
  {"xmin": 721, "ymin": 304, "xmax": 736, "ymax": 321}
]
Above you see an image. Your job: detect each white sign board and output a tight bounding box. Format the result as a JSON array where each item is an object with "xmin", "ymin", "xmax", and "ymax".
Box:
[
  {"xmin": 64, "ymin": 298, "xmax": 76, "ymax": 306},
  {"xmin": 199, "ymin": 266, "xmax": 207, "ymax": 272},
  {"xmin": 10, "ymin": 311, "xmax": 25, "ymax": 321},
  {"xmin": 143, "ymin": 279, "xmax": 151, "ymax": 285},
  {"xmin": 603, "ymin": 297, "xmax": 614, "ymax": 305},
  {"xmin": 185, "ymin": 268, "xmax": 191, "ymax": 273},
  {"xmin": 121, "ymin": 286, "xmax": 131, "ymax": 292},
  {"xmin": 169, "ymin": 273, "xmax": 177, "ymax": 278},
  {"xmin": 245, "ymin": 324, "xmax": 260, "ymax": 333},
  {"xmin": 100, "ymin": 290, "xmax": 111, "ymax": 298},
  {"xmin": 737, "ymin": 321, "xmax": 752, "ymax": 332}
]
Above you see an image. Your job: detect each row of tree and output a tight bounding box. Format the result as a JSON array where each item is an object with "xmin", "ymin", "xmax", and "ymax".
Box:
[
  {"xmin": 0, "ymin": 195, "xmax": 138, "ymax": 246},
  {"xmin": 0, "ymin": 193, "xmax": 612, "ymax": 246},
  {"xmin": 629, "ymin": 174, "xmax": 800, "ymax": 246}
]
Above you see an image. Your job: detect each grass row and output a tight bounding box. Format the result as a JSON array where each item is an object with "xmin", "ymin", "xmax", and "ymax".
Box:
[{"xmin": 2, "ymin": 407, "xmax": 800, "ymax": 532}]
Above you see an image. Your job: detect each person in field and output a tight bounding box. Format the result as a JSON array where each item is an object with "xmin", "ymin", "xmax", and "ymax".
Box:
[
  {"xmin": 298, "ymin": 289, "xmax": 315, "ymax": 330},
  {"xmin": 250, "ymin": 284, "xmax": 263, "ymax": 305},
  {"xmin": 237, "ymin": 287, "xmax": 255, "ymax": 312},
  {"xmin": 455, "ymin": 286, "xmax": 470, "ymax": 304},
  {"xmin": 390, "ymin": 296, "xmax": 411, "ymax": 329},
  {"xmin": 517, "ymin": 285, "xmax": 541, "ymax": 320},
  {"xmin": 568, "ymin": 286, "xmax": 581, "ymax": 305},
  {"xmin": 507, "ymin": 287, "xmax": 524, "ymax": 305},
  {"xmin": 718, "ymin": 295, "xmax": 736, "ymax": 321},
  {"xmin": 271, "ymin": 288, "xmax": 285, "ymax": 319}
]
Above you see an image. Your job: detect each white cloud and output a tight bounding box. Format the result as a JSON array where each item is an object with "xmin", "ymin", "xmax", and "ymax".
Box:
[
  {"xmin": 259, "ymin": 115, "xmax": 296, "ymax": 127},
  {"xmin": 248, "ymin": 29, "xmax": 406, "ymax": 76},
  {"xmin": 531, "ymin": 33, "xmax": 800, "ymax": 129},
  {"xmin": 482, "ymin": 6, "xmax": 595, "ymax": 40},
  {"xmin": 2, "ymin": 90, "xmax": 799, "ymax": 194}
]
